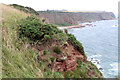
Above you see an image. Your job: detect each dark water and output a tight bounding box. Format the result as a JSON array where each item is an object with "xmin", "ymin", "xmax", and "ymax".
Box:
[{"xmin": 68, "ymin": 20, "xmax": 118, "ymax": 78}]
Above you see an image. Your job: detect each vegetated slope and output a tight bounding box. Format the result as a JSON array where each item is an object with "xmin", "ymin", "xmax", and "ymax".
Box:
[
  {"xmin": 2, "ymin": 4, "xmax": 103, "ymax": 78},
  {"xmin": 10, "ymin": 4, "xmax": 39, "ymax": 15},
  {"xmin": 38, "ymin": 11, "xmax": 115, "ymax": 26},
  {"xmin": 2, "ymin": 4, "xmax": 44, "ymax": 78}
]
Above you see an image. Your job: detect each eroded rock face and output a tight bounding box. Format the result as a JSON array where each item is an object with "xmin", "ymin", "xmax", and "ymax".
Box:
[
  {"xmin": 52, "ymin": 45, "xmax": 85, "ymax": 72},
  {"xmin": 38, "ymin": 41, "xmax": 85, "ymax": 72}
]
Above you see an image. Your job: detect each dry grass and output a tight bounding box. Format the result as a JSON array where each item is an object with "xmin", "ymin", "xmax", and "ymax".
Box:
[
  {"xmin": 0, "ymin": 3, "xmax": 2, "ymax": 79},
  {"xmin": 1, "ymin": 4, "xmax": 44, "ymax": 78},
  {"xmin": 1, "ymin": 4, "xmax": 65, "ymax": 78}
]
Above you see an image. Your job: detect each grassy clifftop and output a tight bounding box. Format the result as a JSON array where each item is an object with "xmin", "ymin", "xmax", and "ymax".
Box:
[
  {"xmin": 2, "ymin": 4, "xmax": 103, "ymax": 78},
  {"xmin": 2, "ymin": 4, "xmax": 44, "ymax": 78},
  {"xmin": 10, "ymin": 4, "xmax": 39, "ymax": 15},
  {"xmin": 38, "ymin": 11, "xmax": 115, "ymax": 26}
]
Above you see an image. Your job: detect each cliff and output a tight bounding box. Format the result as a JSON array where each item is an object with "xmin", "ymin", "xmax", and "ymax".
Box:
[
  {"xmin": 2, "ymin": 4, "xmax": 103, "ymax": 78},
  {"xmin": 38, "ymin": 11, "xmax": 115, "ymax": 26}
]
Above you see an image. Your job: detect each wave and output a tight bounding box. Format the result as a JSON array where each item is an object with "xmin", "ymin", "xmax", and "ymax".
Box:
[{"xmin": 112, "ymin": 25, "xmax": 118, "ymax": 27}]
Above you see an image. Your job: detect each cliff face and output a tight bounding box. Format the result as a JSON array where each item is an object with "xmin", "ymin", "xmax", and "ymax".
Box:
[
  {"xmin": 38, "ymin": 11, "xmax": 115, "ymax": 26},
  {"xmin": 2, "ymin": 4, "xmax": 103, "ymax": 78}
]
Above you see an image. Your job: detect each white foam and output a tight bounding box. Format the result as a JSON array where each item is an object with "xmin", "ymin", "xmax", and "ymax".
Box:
[
  {"xmin": 109, "ymin": 62, "xmax": 118, "ymax": 76},
  {"xmin": 110, "ymin": 62, "xmax": 118, "ymax": 71},
  {"xmin": 112, "ymin": 25, "xmax": 118, "ymax": 27},
  {"xmin": 90, "ymin": 54, "xmax": 102, "ymax": 58}
]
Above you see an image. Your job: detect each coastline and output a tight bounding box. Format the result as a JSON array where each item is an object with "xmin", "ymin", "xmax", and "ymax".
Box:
[
  {"xmin": 58, "ymin": 24, "xmax": 85, "ymax": 30},
  {"xmin": 58, "ymin": 19, "xmax": 117, "ymax": 30},
  {"xmin": 67, "ymin": 20, "xmax": 118, "ymax": 78}
]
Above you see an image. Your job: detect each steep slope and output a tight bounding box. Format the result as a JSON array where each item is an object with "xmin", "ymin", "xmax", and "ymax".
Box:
[
  {"xmin": 10, "ymin": 4, "xmax": 39, "ymax": 15},
  {"xmin": 38, "ymin": 11, "xmax": 115, "ymax": 26},
  {"xmin": 2, "ymin": 4, "xmax": 103, "ymax": 78},
  {"xmin": 2, "ymin": 4, "xmax": 44, "ymax": 78}
]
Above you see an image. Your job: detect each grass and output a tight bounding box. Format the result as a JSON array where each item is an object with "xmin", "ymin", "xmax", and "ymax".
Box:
[
  {"xmin": 10, "ymin": 4, "xmax": 39, "ymax": 15},
  {"xmin": 1, "ymin": 4, "xmax": 65, "ymax": 78},
  {"xmin": 53, "ymin": 46, "xmax": 61, "ymax": 54},
  {"xmin": 1, "ymin": 4, "xmax": 44, "ymax": 78},
  {"xmin": 64, "ymin": 60, "xmax": 103, "ymax": 78},
  {"xmin": 0, "ymin": 3, "xmax": 2, "ymax": 79}
]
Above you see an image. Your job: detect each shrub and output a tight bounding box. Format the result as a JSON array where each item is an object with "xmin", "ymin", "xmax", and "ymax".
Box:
[
  {"xmin": 43, "ymin": 49, "xmax": 50, "ymax": 55},
  {"xmin": 64, "ymin": 29, "xmax": 68, "ymax": 34},
  {"xmin": 67, "ymin": 34, "xmax": 87, "ymax": 59},
  {"xmin": 42, "ymin": 18, "xmax": 46, "ymax": 23},
  {"xmin": 18, "ymin": 16, "xmax": 61, "ymax": 43},
  {"xmin": 43, "ymin": 50, "xmax": 47, "ymax": 55},
  {"xmin": 53, "ymin": 46, "xmax": 61, "ymax": 54},
  {"xmin": 50, "ymin": 57, "xmax": 55, "ymax": 62},
  {"xmin": 44, "ymin": 35, "xmax": 51, "ymax": 40}
]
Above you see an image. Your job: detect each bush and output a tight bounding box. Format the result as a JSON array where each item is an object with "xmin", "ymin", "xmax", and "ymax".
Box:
[
  {"xmin": 43, "ymin": 49, "xmax": 50, "ymax": 55},
  {"xmin": 44, "ymin": 35, "xmax": 51, "ymax": 40},
  {"xmin": 52, "ymin": 33, "xmax": 68, "ymax": 42},
  {"xmin": 42, "ymin": 18, "xmax": 46, "ymax": 23},
  {"xmin": 50, "ymin": 57, "xmax": 55, "ymax": 62},
  {"xmin": 43, "ymin": 50, "xmax": 47, "ymax": 55},
  {"xmin": 67, "ymin": 34, "xmax": 87, "ymax": 59},
  {"xmin": 18, "ymin": 16, "xmax": 61, "ymax": 43},
  {"xmin": 64, "ymin": 29, "xmax": 68, "ymax": 34},
  {"xmin": 53, "ymin": 46, "xmax": 61, "ymax": 54}
]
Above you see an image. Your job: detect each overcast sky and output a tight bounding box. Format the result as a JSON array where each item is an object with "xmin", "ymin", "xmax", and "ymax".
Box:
[{"xmin": 1, "ymin": 0, "xmax": 119, "ymax": 14}]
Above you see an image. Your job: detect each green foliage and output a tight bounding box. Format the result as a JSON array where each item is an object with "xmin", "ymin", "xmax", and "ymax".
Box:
[
  {"xmin": 64, "ymin": 29, "xmax": 68, "ymax": 34},
  {"xmin": 50, "ymin": 57, "xmax": 55, "ymax": 62},
  {"xmin": 42, "ymin": 18, "xmax": 46, "ymax": 23},
  {"xmin": 65, "ymin": 61, "xmax": 103, "ymax": 78},
  {"xmin": 43, "ymin": 50, "xmax": 47, "ymax": 55},
  {"xmin": 43, "ymin": 49, "xmax": 50, "ymax": 55},
  {"xmin": 18, "ymin": 16, "xmax": 61, "ymax": 43},
  {"xmin": 53, "ymin": 72, "xmax": 64, "ymax": 78},
  {"xmin": 44, "ymin": 71, "xmax": 64, "ymax": 78},
  {"xmin": 77, "ymin": 60, "xmax": 82, "ymax": 65},
  {"xmin": 53, "ymin": 33, "xmax": 68, "ymax": 42},
  {"xmin": 67, "ymin": 34, "xmax": 87, "ymax": 59},
  {"xmin": 44, "ymin": 35, "xmax": 51, "ymax": 40},
  {"xmin": 10, "ymin": 4, "xmax": 39, "ymax": 15},
  {"xmin": 53, "ymin": 46, "xmax": 61, "ymax": 54}
]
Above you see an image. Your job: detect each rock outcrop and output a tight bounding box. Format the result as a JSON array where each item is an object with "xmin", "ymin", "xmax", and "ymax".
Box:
[{"xmin": 51, "ymin": 44, "xmax": 85, "ymax": 72}]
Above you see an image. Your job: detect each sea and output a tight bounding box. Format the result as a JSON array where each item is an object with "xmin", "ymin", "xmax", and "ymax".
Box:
[{"xmin": 68, "ymin": 20, "xmax": 118, "ymax": 78}]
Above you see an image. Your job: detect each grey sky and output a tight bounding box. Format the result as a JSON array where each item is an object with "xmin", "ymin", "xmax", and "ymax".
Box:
[{"xmin": 1, "ymin": 0, "xmax": 119, "ymax": 14}]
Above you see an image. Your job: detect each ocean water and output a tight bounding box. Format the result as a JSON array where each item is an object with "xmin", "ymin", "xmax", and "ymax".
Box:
[{"xmin": 68, "ymin": 20, "xmax": 118, "ymax": 78}]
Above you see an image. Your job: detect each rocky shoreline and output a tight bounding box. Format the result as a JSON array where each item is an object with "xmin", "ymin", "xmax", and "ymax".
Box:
[
  {"xmin": 58, "ymin": 24, "xmax": 85, "ymax": 30},
  {"xmin": 58, "ymin": 19, "xmax": 116, "ymax": 30}
]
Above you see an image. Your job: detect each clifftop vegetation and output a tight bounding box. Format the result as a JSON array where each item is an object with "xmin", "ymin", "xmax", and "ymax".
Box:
[
  {"xmin": 10, "ymin": 4, "xmax": 39, "ymax": 15},
  {"xmin": 2, "ymin": 4, "xmax": 103, "ymax": 78}
]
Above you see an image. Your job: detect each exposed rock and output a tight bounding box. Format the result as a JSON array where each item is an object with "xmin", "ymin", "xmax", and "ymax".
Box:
[
  {"xmin": 56, "ymin": 56, "xmax": 67, "ymax": 62},
  {"xmin": 52, "ymin": 45, "xmax": 85, "ymax": 72},
  {"xmin": 99, "ymin": 68, "xmax": 103, "ymax": 70}
]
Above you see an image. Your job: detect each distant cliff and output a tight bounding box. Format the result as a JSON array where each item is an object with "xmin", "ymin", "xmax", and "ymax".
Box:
[{"xmin": 38, "ymin": 11, "xmax": 115, "ymax": 26}]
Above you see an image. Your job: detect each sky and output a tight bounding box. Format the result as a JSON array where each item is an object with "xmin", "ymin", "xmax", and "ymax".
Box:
[{"xmin": 1, "ymin": 0, "xmax": 120, "ymax": 15}]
